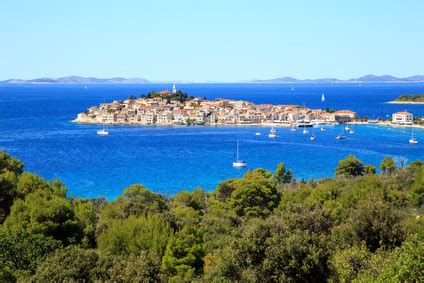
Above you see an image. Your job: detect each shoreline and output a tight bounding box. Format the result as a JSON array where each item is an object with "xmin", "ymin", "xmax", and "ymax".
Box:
[
  {"xmin": 72, "ymin": 119, "xmax": 424, "ymax": 130},
  {"xmin": 386, "ymin": 101, "xmax": 424, "ymax": 104}
]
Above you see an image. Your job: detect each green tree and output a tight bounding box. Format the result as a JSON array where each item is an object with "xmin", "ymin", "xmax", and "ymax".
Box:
[
  {"xmin": 0, "ymin": 229, "xmax": 61, "ymax": 278},
  {"xmin": 364, "ymin": 164, "xmax": 377, "ymax": 175},
  {"xmin": 273, "ymin": 162, "xmax": 293, "ymax": 185},
  {"xmin": 335, "ymin": 155, "xmax": 365, "ymax": 178},
  {"xmin": 162, "ymin": 226, "xmax": 204, "ymax": 280},
  {"xmin": 32, "ymin": 246, "xmax": 98, "ymax": 281},
  {"xmin": 97, "ymin": 214, "xmax": 172, "ymax": 256},
  {"xmin": 379, "ymin": 156, "xmax": 396, "ymax": 175},
  {"xmin": 4, "ymin": 189, "xmax": 81, "ymax": 245},
  {"xmin": 0, "ymin": 151, "xmax": 24, "ymax": 223},
  {"xmin": 230, "ymin": 169, "xmax": 280, "ymax": 217}
]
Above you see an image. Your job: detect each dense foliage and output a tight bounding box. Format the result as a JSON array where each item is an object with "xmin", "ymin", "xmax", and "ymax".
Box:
[
  {"xmin": 0, "ymin": 151, "xmax": 423, "ymax": 282},
  {"xmin": 395, "ymin": 94, "xmax": 424, "ymax": 102},
  {"xmin": 142, "ymin": 90, "xmax": 194, "ymax": 103}
]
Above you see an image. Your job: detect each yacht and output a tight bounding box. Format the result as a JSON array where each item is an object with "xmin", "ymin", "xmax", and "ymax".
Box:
[
  {"xmin": 233, "ymin": 141, "xmax": 247, "ymax": 167},
  {"xmin": 303, "ymin": 128, "xmax": 309, "ymax": 134},
  {"xmin": 321, "ymin": 93, "xmax": 325, "ymax": 102},
  {"xmin": 409, "ymin": 126, "xmax": 418, "ymax": 144},
  {"xmin": 349, "ymin": 127, "xmax": 355, "ymax": 134},
  {"xmin": 344, "ymin": 125, "xmax": 350, "ymax": 131},
  {"xmin": 255, "ymin": 132, "xmax": 261, "ymax": 136},
  {"xmin": 269, "ymin": 127, "xmax": 278, "ymax": 138},
  {"xmin": 97, "ymin": 125, "xmax": 109, "ymax": 136}
]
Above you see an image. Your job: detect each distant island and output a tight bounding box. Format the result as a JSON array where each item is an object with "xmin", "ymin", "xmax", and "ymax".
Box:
[
  {"xmin": 388, "ymin": 94, "xmax": 424, "ymax": 104},
  {"xmin": 252, "ymin": 74, "xmax": 424, "ymax": 83},
  {"xmin": 2, "ymin": 74, "xmax": 424, "ymax": 84},
  {"xmin": 0, "ymin": 76, "xmax": 150, "ymax": 84}
]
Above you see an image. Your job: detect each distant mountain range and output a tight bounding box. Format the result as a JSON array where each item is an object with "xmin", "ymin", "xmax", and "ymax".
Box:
[
  {"xmin": 0, "ymin": 76, "xmax": 150, "ymax": 84},
  {"xmin": 252, "ymin": 74, "xmax": 424, "ymax": 83},
  {"xmin": 1, "ymin": 74, "xmax": 424, "ymax": 84}
]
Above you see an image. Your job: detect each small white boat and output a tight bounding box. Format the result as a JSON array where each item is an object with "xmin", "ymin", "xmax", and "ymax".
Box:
[
  {"xmin": 320, "ymin": 127, "xmax": 326, "ymax": 131},
  {"xmin": 344, "ymin": 126, "xmax": 350, "ymax": 131},
  {"xmin": 255, "ymin": 132, "xmax": 261, "ymax": 136},
  {"xmin": 269, "ymin": 127, "xmax": 278, "ymax": 138},
  {"xmin": 409, "ymin": 126, "xmax": 418, "ymax": 144},
  {"xmin": 84, "ymin": 85, "xmax": 88, "ymax": 90},
  {"xmin": 349, "ymin": 129, "xmax": 355, "ymax": 134},
  {"xmin": 290, "ymin": 127, "xmax": 296, "ymax": 132},
  {"xmin": 97, "ymin": 125, "xmax": 109, "ymax": 136},
  {"xmin": 321, "ymin": 93, "xmax": 325, "ymax": 102},
  {"xmin": 310, "ymin": 127, "xmax": 316, "ymax": 140},
  {"xmin": 336, "ymin": 134, "xmax": 346, "ymax": 140},
  {"xmin": 303, "ymin": 128, "xmax": 308, "ymax": 134},
  {"xmin": 233, "ymin": 141, "xmax": 247, "ymax": 167},
  {"xmin": 291, "ymin": 86, "xmax": 295, "ymax": 91}
]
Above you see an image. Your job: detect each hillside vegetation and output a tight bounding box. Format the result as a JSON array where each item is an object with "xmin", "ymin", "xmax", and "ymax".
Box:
[
  {"xmin": 395, "ymin": 94, "xmax": 424, "ymax": 102},
  {"xmin": 0, "ymin": 151, "xmax": 423, "ymax": 282}
]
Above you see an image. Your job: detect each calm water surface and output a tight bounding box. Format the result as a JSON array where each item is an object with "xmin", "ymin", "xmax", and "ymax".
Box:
[{"xmin": 0, "ymin": 83, "xmax": 423, "ymax": 199}]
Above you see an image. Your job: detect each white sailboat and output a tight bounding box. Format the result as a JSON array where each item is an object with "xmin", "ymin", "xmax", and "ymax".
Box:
[
  {"xmin": 269, "ymin": 127, "xmax": 278, "ymax": 138},
  {"xmin": 336, "ymin": 127, "xmax": 346, "ymax": 140},
  {"xmin": 84, "ymin": 85, "xmax": 88, "ymax": 90},
  {"xmin": 233, "ymin": 141, "xmax": 247, "ymax": 167},
  {"xmin": 97, "ymin": 125, "xmax": 109, "ymax": 136},
  {"xmin": 255, "ymin": 132, "xmax": 261, "ymax": 136},
  {"xmin": 349, "ymin": 125, "xmax": 355, "ymax": 134},
  {"xmin": 291, "ymin": 86, "xmax": 295, "ymax": 91},
  {"xmin": 320, "ymin": 127, "xmax": 326, "ymax": 131},
  {"xmin": 409, "ymin": 126, "xmax": 418, "ymax": 144},
  {"xmin": 310, "ymin": 127, "xmax": 316, "ymax": 140},
  {"xmin": 321, "ymin": 93, "xmax": 325, "ymax": 102}
]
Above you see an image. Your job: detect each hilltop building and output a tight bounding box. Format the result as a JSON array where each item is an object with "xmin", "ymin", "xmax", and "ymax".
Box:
[{"xmin": 172, "ymin": 83, "xmax": 177, "ymax": 94}]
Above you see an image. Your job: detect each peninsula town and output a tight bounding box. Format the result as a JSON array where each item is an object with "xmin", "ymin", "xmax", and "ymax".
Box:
[
  {"xmin": 74, "ymin": 85, "xmax": 362, "ymax": 126},
  {"xmin": 74, "ymin": 85, "xmax": 420, "ymax": 127}
]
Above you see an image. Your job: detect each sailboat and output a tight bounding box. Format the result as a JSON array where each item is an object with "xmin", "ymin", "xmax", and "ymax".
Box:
[
  {"xmin": 291, "ymin": 86, "xmax": 295, "ymax": 91},
  {"xmin": 233, "ymin": 141, "xmax": 247, "ymax": 167},
  {"xmin": 320, "ymin": 127, "xmax": 326, "ymax": 131},
  {"xmin": 321, "ymin": 93, "xmax": 325, "ymax": 102},
  {"xmin": 269, "ymin": 127, "xmax": 278, "ymax": 138},
  {"xmin": 409, "ymin": 126, "xmax": 418, "ymax": 144},
  {"xmin": 349, "ymin": 125, "xmax": 355, "ymax": 134},
  {"xmin": 310, "ymin": 127, "xmax": 316, "ymax": 140},
  {"xmin": 84, "ymin": 85, "xmax": 88, "ymax": 90},
  {"xmin": 97, "ymin": 125, "xmax": 109, "ymax": 136},
  {"xmin": 336, "ymin": 127, "xmax": 346, "ymax": 140}
]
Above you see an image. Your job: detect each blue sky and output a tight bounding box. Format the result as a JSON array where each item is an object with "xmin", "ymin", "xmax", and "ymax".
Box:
[{"xmin": 1, "ymin": 0, "xmax": 423, "ymax": 81}]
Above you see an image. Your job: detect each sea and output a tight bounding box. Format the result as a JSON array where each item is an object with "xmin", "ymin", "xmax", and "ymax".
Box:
[{"xmin": 0, "ymin": 83, "xmax": 423, "ymax": 199}]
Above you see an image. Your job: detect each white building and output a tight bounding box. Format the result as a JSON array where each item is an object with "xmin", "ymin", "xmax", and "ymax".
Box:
[
  {"xmin": 392, "ymin": 111, "xmax": 413, "ymax": 125},
  {"xmin": 172, "ymin": 83, "xmax": 177, "ymax": 94}
]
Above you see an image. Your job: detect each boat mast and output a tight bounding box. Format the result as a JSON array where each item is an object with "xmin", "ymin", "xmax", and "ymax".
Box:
[{"xmin": 236, "ymin": 140, "xmax": 239, "ymax": 161}]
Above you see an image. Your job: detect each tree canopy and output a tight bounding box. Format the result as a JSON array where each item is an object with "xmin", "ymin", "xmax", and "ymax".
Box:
[{"xmin": 0, "ymin": 151, "xmax": 423, "ymax": 282}]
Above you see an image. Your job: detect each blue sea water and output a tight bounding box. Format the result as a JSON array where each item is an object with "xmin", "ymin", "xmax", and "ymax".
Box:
[{"xmin": 0, "ymin": 83, "xmax": 423, "ymax": 199}]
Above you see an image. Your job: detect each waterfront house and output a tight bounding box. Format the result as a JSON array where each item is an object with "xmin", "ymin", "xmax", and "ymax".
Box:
[
  {"xmin": 392, "ymin": 111, "xmax": 413, "ymax": 125},
  {"xmin": 331, "ymin": 110, "xmax": 357, "ymax": 123}
]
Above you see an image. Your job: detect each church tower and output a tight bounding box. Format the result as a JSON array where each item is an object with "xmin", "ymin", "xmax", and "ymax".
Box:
[{"xmin": 172, "ymin": 83, "xmax": 177, "ymax": 94}]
